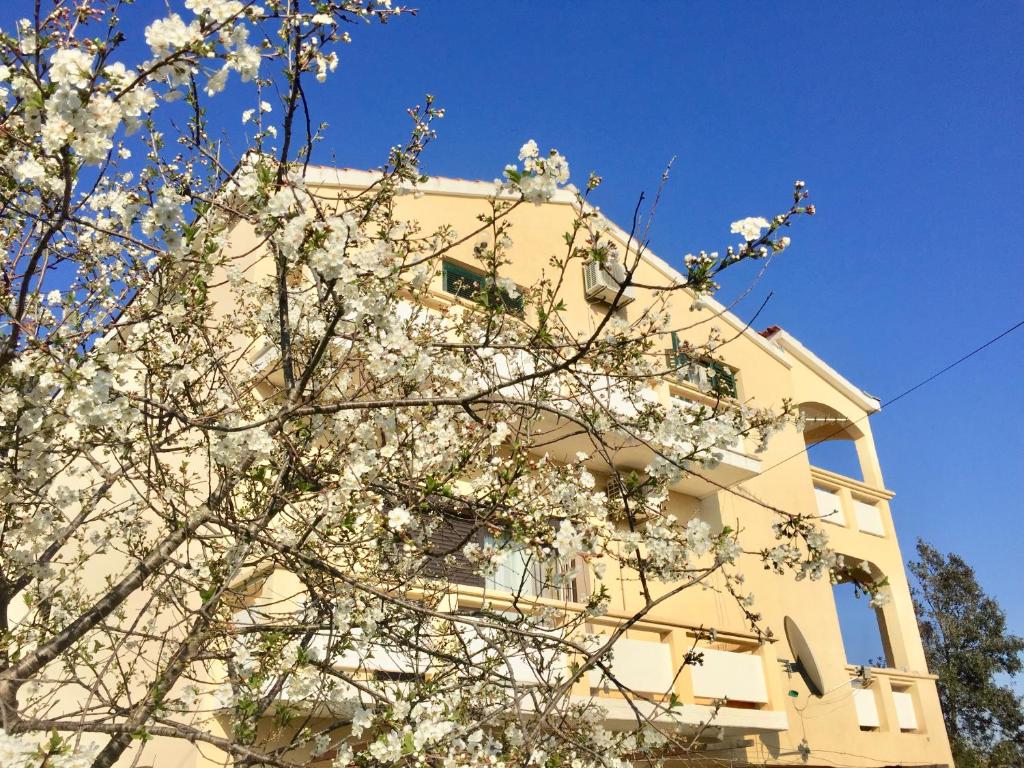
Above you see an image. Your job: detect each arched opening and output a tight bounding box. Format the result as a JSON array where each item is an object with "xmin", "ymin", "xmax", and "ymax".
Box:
[
  {"xmin": 800, "ymin": 402, "xmax": 865, "ymax": 481},
  {"xmin": 831, "ymin": 558, "xmax": 896, "ymax": 668}
]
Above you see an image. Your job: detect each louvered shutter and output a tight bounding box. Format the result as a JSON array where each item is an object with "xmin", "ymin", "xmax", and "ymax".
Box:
[
  {"xmin": 424, "ymin": 515, "xmax": 485, "ymax": 588},
  {"xmin": 442, "ymin": 261, "xmax": 485, "ymax": 302}
]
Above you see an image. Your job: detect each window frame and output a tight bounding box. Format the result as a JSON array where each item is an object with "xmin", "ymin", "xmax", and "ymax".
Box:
[{"xmin": 483, "ymin": 532, "xmax": 581, "ymax": 603}]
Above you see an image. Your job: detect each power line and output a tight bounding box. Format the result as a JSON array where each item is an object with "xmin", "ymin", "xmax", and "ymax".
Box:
[
  {"xmin": 880, "ymin": 317, "xmax": 1024, "ymax": 410},
  {"xmin": 736, "ymin": 316, "xmax": 1024, "ymax": 483}
]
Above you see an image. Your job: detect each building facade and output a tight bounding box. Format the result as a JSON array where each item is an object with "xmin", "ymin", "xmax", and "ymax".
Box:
[
  {"xmin": 239, "ymin": 169, "xmax": 951, "ymax": 767},
  {"xmin": 69, "ymin": 169, "xmax": 953, "ymax": 767}
]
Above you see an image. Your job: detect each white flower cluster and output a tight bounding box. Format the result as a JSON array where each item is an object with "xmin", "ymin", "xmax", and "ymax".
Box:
[
  {"xmin": 143, "ymin": 5, "xmax": 259, "ymax": 96},
  {"xmin": 145, "ymin": 14, "xmax": 200, "ymax": 58},
  {"xmin": 210, "ymin": 419, "xmax": 276, "ymax": 466},
  {"xmin": 730, "ymin": 215, "xmax": 770, "ymax": 242},
  {"xmin": 140, "ymin": 186, "xmax": 187, "ymax": 252},
  {"xmin": 8, "ymin": 53, "xmax": 153, "ymax": 165},
  {"xmin": 505, "ymin": 139, "xmax": 571, "ymax": 203},
  {"xmin": 48, "ymin": 48, "xmax": 93, "ymax": 89},
  {"xmin": 646, "ymin": 400, "xmax": 741, "ymax": 482},
  {"xmin": 185, "ymin": 0, "xmax": 245, "ymax": 23},
  {"xmin": 0, "ymin": 730, "xmax": 98, "ymax": 768}
]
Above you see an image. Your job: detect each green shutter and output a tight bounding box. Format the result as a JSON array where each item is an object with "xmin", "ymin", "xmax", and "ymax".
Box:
[
  {"xmin": 442, "ymin": 261, "xmax": 485, "ymax": 301},
  {"xmin": 442, "ymin": 260, "xmax": 523, "ymax": 317},
  {"xmin": 667, "ymin": 332, "xmax": 738, "ymax": 398},
  {"xmin": 497, "ymin": 289, "xmax": 525, "ymax": 316},
  {"xmin": 709, "ymin": 361, "xmax": 738, "ymax": 398}
]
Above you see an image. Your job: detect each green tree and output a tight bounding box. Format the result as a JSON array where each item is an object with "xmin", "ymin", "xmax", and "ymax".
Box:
[{"xmin": 910, "ymin": 540, "xmax": 1024, "ymax": 767}]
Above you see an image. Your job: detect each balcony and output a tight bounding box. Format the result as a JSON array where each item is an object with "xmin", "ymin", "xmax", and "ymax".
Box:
[
  {"xmin": 274, "ymin": 584, "xmax": 789, "ymax": 738},
  {"xmin": 531, "ymin": 375, "xmax": 761, "ymax": 500},
  {"xmin": 810, "ymin": 466, "xmax": 893, "ymax": 538},
  {"xmin": 664, "ymin": 392, "xmax": 761, "ymax": 497},
  {"xmin": 848, "ymin": 666, "xmax": 929, "ymax": 734}
]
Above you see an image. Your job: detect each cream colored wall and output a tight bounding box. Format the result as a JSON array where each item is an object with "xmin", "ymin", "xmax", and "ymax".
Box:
[
  {"xmin": 154, "ymin": 180, "xmax": 956, "ymax": 767},
  {"xmin": 355, "ymin": 185, "xmax": 953, "ymax": 767}
]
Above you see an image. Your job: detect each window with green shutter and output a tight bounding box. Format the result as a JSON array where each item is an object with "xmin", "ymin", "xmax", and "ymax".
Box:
[
  {"xmin": 442, "ymin": 260, "xmax": 485, "ymax": 301},
  {"xmin": 442, "ymin": 260, "xmax": 524, "ymax": 316},
  {"xmin": 668, "ymin": 332, "xmax": 738, "ymax": 398}
]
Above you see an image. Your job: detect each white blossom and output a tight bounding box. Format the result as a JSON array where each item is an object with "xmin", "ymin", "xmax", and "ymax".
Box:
[
  {"xmin": 387, "ymin": 505, "xmax": 412, "ymax": 532},
  {"xmin": 48, "ymin": 48, "xmax": 93, "ymax": 88},
  {"xmin": 730, "ymin": 215, "xmax": 770, "ymax": 242},
  {"xmin": 14, "ymin": 157, "xmax": 45, "ymax": 185},
  {"xmin": 144, "ymin": 14, "xmax": 199, "ymax": 58}
]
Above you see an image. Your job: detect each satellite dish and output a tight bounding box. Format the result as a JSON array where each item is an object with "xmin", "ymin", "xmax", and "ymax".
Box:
[{"xmin": 784, "ymin": 616, "xmax": 826, "ymax": 697}]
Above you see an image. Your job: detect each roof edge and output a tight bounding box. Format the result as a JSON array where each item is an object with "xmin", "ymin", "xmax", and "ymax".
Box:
[
  {"xmin": 303, "ymin": 167, "xmax": 793, "ymax": 367},
  {"xmin": 304, "ymin": 166, "xmax": 582, "ymax": 204},
  {"xmin": 762, "ymin": 328, "xmax": 881, "ymax": 413}
]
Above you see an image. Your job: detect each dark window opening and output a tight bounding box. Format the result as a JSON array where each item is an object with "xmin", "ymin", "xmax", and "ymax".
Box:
[{"xmin": 423, "ymin": 514, "xmax": 485, "ymax": 588}]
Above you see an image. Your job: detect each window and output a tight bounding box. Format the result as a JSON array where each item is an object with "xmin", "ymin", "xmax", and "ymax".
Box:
[
  {"xmin": 892, "ymin": 686, "xmax": 920, "ymax": 731},
  {"xmin": 667, "ymin": 332, "xmax": 738, "ymax": 398},
  {"xmin": 442, "ymin": 260, "xmax": 524, "ymax": 316},
  {"xmin": 484, "ymin": 534, "xmax": 579, "ymax": 602},
  {"xmin": 852, "ymin": 498, "xmax": 885, "ymax": 537},
  {"xmin": 813, "ymin": 486, "xmax": 846, "ymax": 526}
]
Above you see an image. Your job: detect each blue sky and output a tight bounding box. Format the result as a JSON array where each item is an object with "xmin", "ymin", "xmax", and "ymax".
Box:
[{"xmin": 6, "ymin": 2, "xmax": 1022, "ymax": 670}]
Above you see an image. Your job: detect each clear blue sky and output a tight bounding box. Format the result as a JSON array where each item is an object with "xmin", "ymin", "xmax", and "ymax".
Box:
[{"xmin": 7, "ymin": 2, "xmax": 1023, "ymax": 668}]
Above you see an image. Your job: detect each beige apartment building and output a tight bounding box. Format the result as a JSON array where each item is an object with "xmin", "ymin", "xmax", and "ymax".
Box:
[
  {"xmin": 295, "ymin": 168, "xmax": 950, "ymax": 767},
  {"xmin": 87, "ymin": 168, "xmax": 954, "ymax": 767}
]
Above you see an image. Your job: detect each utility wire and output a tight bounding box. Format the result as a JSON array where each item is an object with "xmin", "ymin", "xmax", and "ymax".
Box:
[
  {"xmin": 733, "ymin": 316, "xmax": 1024, "ymax": 483},
  {"xmin": 878, "ymin": 317, "xmax": 1024, "ymax": 410}
]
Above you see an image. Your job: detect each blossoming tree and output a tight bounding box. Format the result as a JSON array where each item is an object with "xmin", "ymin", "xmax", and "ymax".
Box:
[{"xmin": 0, "ymin": 2, "xmax": 864, "ymax": 767}]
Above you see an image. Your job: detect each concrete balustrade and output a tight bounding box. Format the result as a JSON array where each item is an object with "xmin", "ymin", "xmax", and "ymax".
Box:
[
  {"xmin": 809, "ymin": 465, "xmax": 893, "ymax": 538},
  {"xmin": 848, "ymin": 668, "xmax": 927, "ymax": 734}
]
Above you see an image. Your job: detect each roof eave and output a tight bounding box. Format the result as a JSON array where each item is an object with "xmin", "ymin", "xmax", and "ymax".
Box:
[{"xmin": 762, "ymin": 328, "xmax": 881, "ymax": 414}]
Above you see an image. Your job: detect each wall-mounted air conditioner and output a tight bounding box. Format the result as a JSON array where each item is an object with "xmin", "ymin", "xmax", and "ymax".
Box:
[{"xmin": 583, "ymin": 259, "xmax": 635, "ymax": 306}]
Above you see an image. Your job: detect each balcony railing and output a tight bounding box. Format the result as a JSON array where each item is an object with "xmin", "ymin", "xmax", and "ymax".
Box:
[
  {"xmin": 260, "ymin": 577, "xmax": 788, "ymax": 735},
  {"xmin": 848, "ymin": 666, "xmax": 926, "ymax": 733},
  {"xmin": 810, "ymin": 466, "xmax": 893, "ymax": 538},
  {"xmin": 516, "ymin": 379, "xmax": 761, "ymax": 499}
]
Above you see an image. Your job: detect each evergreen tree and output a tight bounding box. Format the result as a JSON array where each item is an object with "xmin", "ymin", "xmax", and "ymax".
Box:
[{"xmin": 911, "ymin": 540, "xmax": 1024, "ymax": 767}]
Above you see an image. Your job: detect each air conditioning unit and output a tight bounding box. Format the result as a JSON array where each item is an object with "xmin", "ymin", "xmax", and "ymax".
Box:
[{"xmin": 583, "ymin": 259, "xmax": 635, "ymax": 306}]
